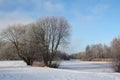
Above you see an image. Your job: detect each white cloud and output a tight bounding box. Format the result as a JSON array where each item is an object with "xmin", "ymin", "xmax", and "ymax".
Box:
[
  {"xmin": 29, "ymin": 0, "xmax": 64, "ymax": 13},
  {"xmin": 89, "ymin": 4, "xmax": 109, "ymax": 15},
  {"xmin": 0, "ymin": 11, "xmax": 33, "ymax": 31},
  {"xmin": 42, "ymin": 1, "xmax": 64, "ymax": 12},
  {"xmin": 70, "ymin": 10, "xmax": 96, "ymax": 28},
  {"xmin": 0, "ymin": 0, "xmax": 65, "ymax": 31}
]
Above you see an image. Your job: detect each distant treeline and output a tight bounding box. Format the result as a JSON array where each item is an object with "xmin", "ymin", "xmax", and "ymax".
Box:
[{"xmin": 71, "ymin": 44, "xmax": 111, "ymax": 60}]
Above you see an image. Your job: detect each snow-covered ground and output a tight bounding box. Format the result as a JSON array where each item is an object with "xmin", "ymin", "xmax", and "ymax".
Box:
[
  {"xmin": 0, "ymin": 61, "xmax": 26, "ymax": 67},
  {"xmin": 0, "ymin": 60, "xmax": 119, "ymax": 80}
]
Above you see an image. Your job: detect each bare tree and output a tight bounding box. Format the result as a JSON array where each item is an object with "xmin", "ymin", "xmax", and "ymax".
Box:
[
  {"xmin": 1, "ymin": 25, "xmax": 24, "ymax": 59},
  {"xmin": 0, "ymin": 42, "xmax": 20, "ymax": 60},
  {"xmin": 30, "ymin": 16, "xmax": 70, "ymax": 66},
  {"xmin": 111, "ymin": 37, "xmax": 120, "ymax": 72},
  {"xmin": 85, "ymin": 45, "xmax": 93, "ymax": 60},
  {"xmin": 0, "ymin": 25, "xmax": 38, "ymax": 65},
  {"xmin": 103, "ymin": 44, "xmax": 111, "ymax": 58}
]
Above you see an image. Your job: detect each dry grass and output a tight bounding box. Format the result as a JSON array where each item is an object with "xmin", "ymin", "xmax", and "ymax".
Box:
[
  {"xmin": 32, "ymin": 61, "xmax": 45, "ymax": 67},
  {"xmin": 81, "ymin": 58, "xmax": 113, "ymax": 62},
  {"xmin": 92, "ymin": 58, "xmax": 113, "ymax": 62}
]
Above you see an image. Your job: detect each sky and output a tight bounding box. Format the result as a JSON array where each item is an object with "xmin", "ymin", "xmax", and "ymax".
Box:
[{"xmin": 0, "ymin": 0, "xmax": 120, "ymax": 54}]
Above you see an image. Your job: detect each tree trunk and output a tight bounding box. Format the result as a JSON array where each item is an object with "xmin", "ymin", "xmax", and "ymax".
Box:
[
  {"xmin": 42, "ymin": 53, "xmax": 48, "ymax": 66},
  {"xmin": 24, "ymin": 58, "xmax": 33, "ymax": 66}
]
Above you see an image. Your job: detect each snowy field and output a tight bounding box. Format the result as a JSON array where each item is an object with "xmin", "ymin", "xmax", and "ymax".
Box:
[
  {"xmin": 0, "ymin": 61, "xmax": 26, "ymax": 67},
  {"xmin": 0, "ymin": 60, "xmax": 119, "ymax": 80}
]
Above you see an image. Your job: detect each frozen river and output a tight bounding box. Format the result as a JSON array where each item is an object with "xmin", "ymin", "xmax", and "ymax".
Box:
[{"xmin": 59, "ymin": 60, "xmax": 113, "ymax": 72}]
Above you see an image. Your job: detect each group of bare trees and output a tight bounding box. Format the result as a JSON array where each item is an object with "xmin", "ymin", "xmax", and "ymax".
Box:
[
  {"xmin": 85, "ymin": 44, "xmax": 111, "ymax": 60},
  {"xmin": 0, "ymin": 16, "xmax": 70, "ymax": 67},
  {"xmin": 71, "ymin": 44, "xmax": 111, "ymax": 60}
]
